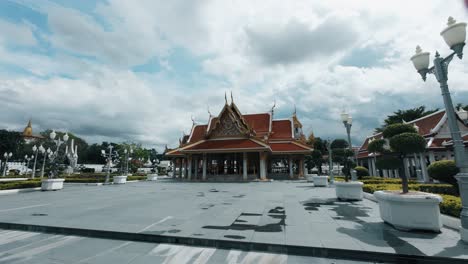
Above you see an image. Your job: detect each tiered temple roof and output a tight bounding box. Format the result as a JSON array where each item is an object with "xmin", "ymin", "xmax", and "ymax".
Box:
[{"xmin": 166, "ymin": 99, "xmax": 312, "ymax": 156}]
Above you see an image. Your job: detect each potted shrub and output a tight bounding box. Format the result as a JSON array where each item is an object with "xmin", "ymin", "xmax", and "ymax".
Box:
[
  {"xmin": 312, "ymin": 174, "xmax": 329, "ymax": 187},
  {"xmin": 373, "ymin": 124, "xmax": 443, "ymax": 232},
  {"xmin": 113, "ymin": 175, "xmax": 127, "ymax": 184},
  {"xmin": 147, "ymin": 173, "xmax": 158, "ymax": 181},
  {"xmin": 333, "ymin": 140, "xmax": 363, "ymax": 200}
]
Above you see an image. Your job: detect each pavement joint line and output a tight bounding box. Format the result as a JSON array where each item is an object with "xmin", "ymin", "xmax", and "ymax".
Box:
[
  {"xmin": 0, "ymin": 203, "xmax": 51, "ymax": 213},
  {"xmin": 73, "ymin": 241, "xmax": 134, "ymax": 264},
  {"xmin": 138, "ymin": 216, "xmax": 173, "ymax": 233},
  {"xmin": 0, "ymin": 221, "xmax": 465, "ymax": 264}
]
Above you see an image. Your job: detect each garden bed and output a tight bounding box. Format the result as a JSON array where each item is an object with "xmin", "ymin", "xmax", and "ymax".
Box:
[
  {"xmin": 0, "ymin": 179, "xmax": 41, "ymax": 190},
  {"xmin": 356, "ymin": 177, "xmax": 461, "ymax": 218},
  {"xmin": 0, "ymin": 175, "xmax": 147, "ymax": 191}
]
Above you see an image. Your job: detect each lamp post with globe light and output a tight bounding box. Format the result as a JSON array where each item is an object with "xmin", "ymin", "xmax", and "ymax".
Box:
[
  {"xmin": 101, "ymin": 145, "xmax": 119, "ymax": 184},
  {"xmin": 31, "ymin": 145, "xmax": 41, "ymax": 178},
  {"xmin": 2, "ymin": 152, "xmax": 12, "ymax": 177},
  {"xmin": 410, "ymin": 16, "xmax": 468, "ymax": 242},
  {"xmin": 24, "ymin": 155, "xmax": 34, "ymax": 176},
  {"xmin": 40, "ymin": 146, "xmax": 51, "ymax": 178},
  {"xmin": 47, "ymin": 130, "xmax": 69, "ymax": 178},
  {"xmin": 123, "ymin": 147, "xmax": 133, "ymax": 175},
  {"xmin": 341, "ymin": 112, "xmax": 357, "ymax": 180}
]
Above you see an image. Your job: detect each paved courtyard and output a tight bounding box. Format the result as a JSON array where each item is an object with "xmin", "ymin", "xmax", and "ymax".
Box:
[
  {"xmin": 0, "ymin": 180, "xmax": 467, "ymax": 263},
  {"xmin": 0, "ymin": 229, "xmax": 373, "ymax": 264}
]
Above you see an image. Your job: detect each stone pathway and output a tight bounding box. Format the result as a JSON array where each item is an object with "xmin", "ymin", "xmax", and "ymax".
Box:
[{"xmin": 0, "ymin": 180, "xmax": 466, "ymax": 262}]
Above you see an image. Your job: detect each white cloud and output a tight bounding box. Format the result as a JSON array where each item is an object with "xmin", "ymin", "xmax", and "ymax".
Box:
[
  {"xmin": 1, "ymin": 0, "xmax": 468, "ymax": 149},
  {"xmin": 0, "ymin": 19, "xmax": 36, "ymax": 46}
]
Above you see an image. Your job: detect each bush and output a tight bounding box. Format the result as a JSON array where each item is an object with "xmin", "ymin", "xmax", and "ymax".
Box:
[
  {"xmin": 362, "ymin": 182, "xmax": 457, "ymax": 196},
  {"xmin": 0, "ymin": 180, "xmax": 41, "ymax": 190},
  {"xmin": 427, "ymin": 160, "xmax": 459, "ymax": 186},
  {"xmin": 439, "ymin": 195, "xmax": 462, "ymax": 218},
  {"xmin": 354, "ymin": 166, "xmax": 369, "ymax": 179},
  {"xmin": 383, "ymin": 123, "xmax": 417, "ymax": 138}
]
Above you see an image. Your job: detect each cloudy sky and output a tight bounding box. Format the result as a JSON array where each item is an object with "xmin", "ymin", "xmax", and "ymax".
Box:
[{"xmin": 1, "ymin": 0, "xmax": 468, "ymax": 151}]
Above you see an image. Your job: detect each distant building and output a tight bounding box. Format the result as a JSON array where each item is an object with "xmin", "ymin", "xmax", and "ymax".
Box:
[{"xmin": 357, "ymin": 109, "xmax": 468, "ymax": 181}]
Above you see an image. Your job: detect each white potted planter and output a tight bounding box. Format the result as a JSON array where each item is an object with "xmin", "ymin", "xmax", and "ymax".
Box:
[
  {"xmin": 374, "ymin": 191, "xmax": 442, "ymax": 232},
  {"xmin": 306, "ymin": 174, "xmax": 316, "ymax": 182},
  {"xmin": 41, "ymin": 178, "xmax": 65, "ymax": 191},
  {"xmin": 335, "ymin": 181, "xmax": 363, "ymax": 201},
  {"xmin": 313, "ymin": 175, "xmax": 328, "ymax": 187},
  {"xmin": 113, "ymin": 175, "xmax": 127, "ymax": 184},
  {"xmin": 147, "ymin": 174, "xmax": 158, "ymax": 181}
]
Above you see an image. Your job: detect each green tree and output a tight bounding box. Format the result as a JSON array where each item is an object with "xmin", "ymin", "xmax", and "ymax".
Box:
[
  {"xmin": 379, "ymin": 124, "xmax": 426, "ymax": 193},
  {"xmin": 313, "ymin": 137, "xmax": 327, "ymax": 153},
  {"xmin": 375, "ymin": 106, "xmax": 438, "ymax": 132},
  {"xmin": 0, "ymin": 130, "xmax": 25, "ymax": 160},
  {"xmin": 331, "ymin": 139, "xmax": 348, "ymax": 149},
  {"xmin": 331, "ymin": 139, "xmax": 353, "ymax": 181},
  {"xmin": 311, "ymin": 150, "xmax": 323, "ymax": 174}
]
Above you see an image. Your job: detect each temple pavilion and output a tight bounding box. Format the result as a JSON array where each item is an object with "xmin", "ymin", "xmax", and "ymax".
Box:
[{"xmin": 165, "ymin": 96, "xmax": 313, "ymax": 181}]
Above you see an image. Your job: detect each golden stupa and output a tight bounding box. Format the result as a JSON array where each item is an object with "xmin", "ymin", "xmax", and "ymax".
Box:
[
  {"xmin": 23, "ymin": 119, "xmax": 33, "ymax": 137},
  {"xmin": 21, "ymin": 119, "xmax": 44, "ymax": 143}
]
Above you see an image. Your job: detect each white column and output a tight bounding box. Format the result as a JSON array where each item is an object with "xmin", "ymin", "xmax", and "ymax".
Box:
[
  {"xmin": 419, "ymin": 154, "xmax": 430, "ymax": 183},
  {"xmin": 260, "ymin": 152, "xmax": 267, "ymax": 180},
  {"xmin": 187, "ymin": 155, "xmax": 192, "ymax": 180},
  {"xmin": 429, "ymin": 151, "xmax": 436, "ymax": 164},
  {"xmin": 202, "ymin": 154, "xmax": 207, "ymax": 181},
  {"xmin": 446, "ymin": 151, "xmax": 452, "ymax": 160},
  {"xmin": 394, "ymin": 169, "xmax": 399, "ymax": 178},
  {"xmin": 193, "ymin": 157, "xmax": 198, "ymax": 180},
  {"xmin": 243, "ymin": 152, "xmax": 248, "ymax": 181},
  {"xmin": 383, "ymin": 169, "xmax": 388, "ymax": 178},
  {"xmin": 288, "ymin": 155, "xmax": 293, "ymax": 178},
  {"xmin": 178, "ymin": 158, "xmax": 183, "ymax": 178},
  {"xmin": 369, "ymin": 158, "xmax": 375, "ymax": 176}
]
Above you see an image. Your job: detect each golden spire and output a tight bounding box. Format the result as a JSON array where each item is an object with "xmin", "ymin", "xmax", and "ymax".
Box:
[{"xmin": 23, "ymin": 119, "xmax": 33, "ymax": 137}]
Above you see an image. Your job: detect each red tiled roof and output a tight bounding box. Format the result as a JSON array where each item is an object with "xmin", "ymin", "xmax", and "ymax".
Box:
[
  {"xmin": 243, "ymin": 113, "xmax": 270, "ymax": 133},
  {"xmin": 165, "ymin": 149, "xmax": 184, "ymax": 156},
  {"xmin": 182, "ymin": 139, "xmax": 268, "ymax": 152},
  {"xmin": 359, "ymin": 134, "xmax": 383, "ymax": 152},
  {"xmin": 269, "ymin": 142, "xmax": 311, "ymax": 153},
  {"xmin": 410, "ymin": 111, "xmax": 445, "ymax": 136},
  {"xmin": 189, "ymin": 125, "xmax": 207, "ymax": 143},
  {"xmin": 357, "ymin": 151, "xmax": 369, "ymax": 159},
  {"xmin": 270, "ymin": 120, "xmax": 292, "ymax": 139}
]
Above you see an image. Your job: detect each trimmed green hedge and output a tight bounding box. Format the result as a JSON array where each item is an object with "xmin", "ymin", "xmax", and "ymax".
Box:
[
  {"xmin": 439, "ymin": 195, "xmax": 462, "ymax": 218},
  {"xmin": 0, "ymin": 180, "xmax": 41, "ymax": 190},
  {"xmin": 363, "ymin": 183, "xmax": 457, "ymax": 196}
]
